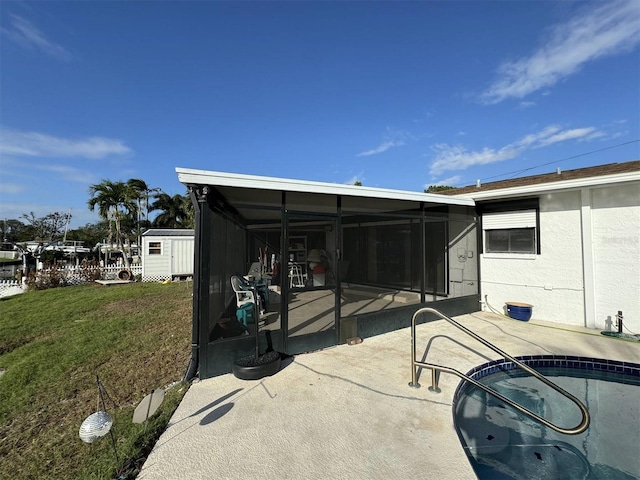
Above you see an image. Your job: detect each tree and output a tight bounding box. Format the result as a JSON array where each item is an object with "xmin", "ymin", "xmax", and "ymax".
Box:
[
  {"xmin": 87, "ymin": 180, "xmax": 137, "ymax": 268},
  {"xmin": 20, "ymin": 212, "xmax": 70, "ymax": 241},
  {"xmin": 424, "ymin": 185, "xmax": 456, "ymax": 193},
  {"xmin": 183, "ymin": 192, "xmax": 195, "ymax": 229},
  {"xmin": 1, "ymin": 219, "xmax": 27, "ymax": 243},
  {"xmin": 126, "ymin": 179, "xmax": 160, "ymax": 244},
  {"xmin": 150, "ymin": 192, "xmax": 192, "ymax": 228},
  {"xmin": 353, "ymin": 181, "xmax": 362, "ymax": 186},
  {"xmin": 65, "ymin": 221, "xmax": 110, "ymax": 253}
]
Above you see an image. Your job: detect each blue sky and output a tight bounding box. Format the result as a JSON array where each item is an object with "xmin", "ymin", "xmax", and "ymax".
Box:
[{"xmin": 1, "ymin": 0, "xmax": 639, "ymax": 228}]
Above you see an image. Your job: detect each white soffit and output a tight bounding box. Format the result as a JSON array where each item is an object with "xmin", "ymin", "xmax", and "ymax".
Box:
[
  {"xmin": 176, "ymin": 167, "xmax": 474, "ymax": 206},
  {"xmin": 450, "ymin": 171, "xmax": 640, "ymax": 201}
]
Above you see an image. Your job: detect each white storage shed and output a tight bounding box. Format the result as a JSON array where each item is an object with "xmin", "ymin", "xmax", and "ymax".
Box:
[{"xmin": 141, "ymin": 229, "xmax": 195, "ymax": 281}]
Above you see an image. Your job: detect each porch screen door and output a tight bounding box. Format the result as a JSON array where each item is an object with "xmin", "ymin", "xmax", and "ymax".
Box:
[{"xmin": 284, "ymin": 214, "xmax": 339, "ymax": 354}]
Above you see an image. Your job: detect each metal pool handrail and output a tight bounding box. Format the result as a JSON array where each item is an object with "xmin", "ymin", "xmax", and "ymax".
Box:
[{"xmin": 409, "ymin": 307, "xmax": 590, "ymax": 435}]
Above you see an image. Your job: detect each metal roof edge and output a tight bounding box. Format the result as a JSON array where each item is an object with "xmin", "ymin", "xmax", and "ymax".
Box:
[
  {"xmin": 448, "ymin": 170, "xmax": 640, "ymax": 201},
  {"xmin": 142, "ymin": 228, "xmax": 195, "ymax": 236},
  {"xmin": 175, "ymin": 167, "xmax": 474, "ymax": 206}
]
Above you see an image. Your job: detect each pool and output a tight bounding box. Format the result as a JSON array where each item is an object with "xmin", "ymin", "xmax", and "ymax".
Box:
[{"xmin": 453, "ymin": 355, "xmax": 640, "ymax": 480}]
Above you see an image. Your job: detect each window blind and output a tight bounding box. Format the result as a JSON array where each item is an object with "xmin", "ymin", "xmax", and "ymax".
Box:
[{"xmin": 482, "ymin": 209, "xmax": 536, "ymax": 229}]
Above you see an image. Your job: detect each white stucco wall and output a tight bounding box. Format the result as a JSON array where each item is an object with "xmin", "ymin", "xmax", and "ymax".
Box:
[
  {"xmin": 481, "ymin": 191, "xmax": 585, "ymax": 325},
  {"xmin": 480, "ymin": 182, "xmax": 640, "ymax": 333},
  {"xmin": 590, "ymin": 183, "xmax": 640, "ymax": 332}
]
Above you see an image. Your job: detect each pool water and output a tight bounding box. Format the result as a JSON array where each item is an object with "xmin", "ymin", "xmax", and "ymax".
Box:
[{"xmin": 453, "ymin": 356, "xmax": 640, "ymax": 480}]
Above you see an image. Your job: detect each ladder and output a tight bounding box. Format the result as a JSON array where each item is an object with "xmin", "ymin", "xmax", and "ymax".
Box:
[{"xmin": 409, "ymin": 308, "xmax": 590, "ymax": 435}]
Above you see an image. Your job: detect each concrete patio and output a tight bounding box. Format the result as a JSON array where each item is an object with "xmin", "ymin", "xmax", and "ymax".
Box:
[{"xmin": 138, "ymin": 311, "xmax": 640, "ymax": 480}]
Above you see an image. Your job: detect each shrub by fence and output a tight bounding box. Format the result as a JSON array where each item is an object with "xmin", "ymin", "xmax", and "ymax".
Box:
[
  {"xmin": 0, "ymin": 263, "xmax": 193, "ymax": 298},
  {"xmin": 0, "ymin": 264, "xmax": 154, "ymax": 298}
]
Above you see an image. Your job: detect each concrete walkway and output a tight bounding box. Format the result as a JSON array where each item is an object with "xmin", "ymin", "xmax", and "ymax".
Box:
[{"xmin": 138, "ymin": 311, "xmax": 640, "ymax": 480}]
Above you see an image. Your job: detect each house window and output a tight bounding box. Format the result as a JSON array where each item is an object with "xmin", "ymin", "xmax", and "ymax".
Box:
[
  {"xmin": 482, "ymin": 208, "xmax": 539, "ymax": 254},
  {"xmin": 485, "ymin": 228, "xmax": 536, "ymax": 253},
  {"xmin": 148, "ymin": 241, "xmax": 162, "ymax": 255}
]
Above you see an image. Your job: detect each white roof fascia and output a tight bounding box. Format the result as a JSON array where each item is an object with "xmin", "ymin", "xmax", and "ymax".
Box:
[
  {"xmin": 449, "ymin": 171, "xmax": 640, "ymax": 201},
  {"xmin": 176, "ymin": 167, "xmax": 474, "ymax": 207}
]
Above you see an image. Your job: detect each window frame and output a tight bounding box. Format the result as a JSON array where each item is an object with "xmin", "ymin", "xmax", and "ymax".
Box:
[
  {"xmin": 478, "ymin": 198, "xmax": 540, "ymax": 255},
  {"xmin": 148, "ymin": 241, "xmax": 162, "ymax": 255},
  {"xmin": 484, "ymin": 227, "xmax": 536, "ymax": 254}
]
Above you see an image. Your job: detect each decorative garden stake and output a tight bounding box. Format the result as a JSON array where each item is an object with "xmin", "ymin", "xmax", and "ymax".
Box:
[{"xmin": 79, "ymin": 376, "xmax": 119, "ymax": 465}]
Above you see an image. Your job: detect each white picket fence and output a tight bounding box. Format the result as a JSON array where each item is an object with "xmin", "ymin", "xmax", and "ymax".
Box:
[
  {"xmin": 0, "ymin": 280, "xmax": 25, "ymax": 298},
  {"xmin": 0, "ymin": 264, "xmax": 186, "ymax": 298}
]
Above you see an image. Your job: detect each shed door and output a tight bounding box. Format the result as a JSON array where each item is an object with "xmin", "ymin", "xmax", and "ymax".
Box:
[{"xmin": 171, "ymin": 239, "xmax": 193, "ymax": 275}]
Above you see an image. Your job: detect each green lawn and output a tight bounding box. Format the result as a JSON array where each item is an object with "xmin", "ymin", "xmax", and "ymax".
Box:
[{"xmin": 0, "ymin": 281, "xmax": 193, "ymax": 479}]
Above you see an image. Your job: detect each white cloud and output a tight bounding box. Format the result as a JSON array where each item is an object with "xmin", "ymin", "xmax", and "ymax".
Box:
[
  {"xmin": 1, "ymin": 15, "xmax": 73, "ymax": 61},
  {"xmin": 34, "ymin": 164, "xmax": 97, "ymax": 183},
  {"xmin": 356, "ymin": 128, "xmax": 413, "ymax": 157},
  {"xmin": 0, "ymin": 182, "xmax": 25, "ymax": 194},
  {"xmin": 480, "ymin": 0, "xmax": 640, "ymax": 104},
  {"xmin": 425, "ymin": 176, "xmax": 461, "ymax": 189},
  {"xmin": 512, "ymin": 125, "xmax": 562, "ymax": 148},
  {"xmin": 0, "ymin": 128, "xmax": 133, "ymax": 159},
  {"xmin": 519, "ymin": 101, "xmax": 536, "ymax": 109},
  {"xmin": 344, "ymin": 172, "xmax": 365, "ymax": 185},
  {"xmin": 356, "ymin": 140, "xmax": 402, "ymax": 157},
  {"xmin": 429, "ymin": 124, "xmax": 604, "ymax": 175},
  {"xmin": 536, "ymin": 127, "xmax": 599, "ymax": 147},
  {"xmin": 430, "ymin": 144, "xmax": 519, "ymax": 176},
  {"xmin": 608, "ymin": 131, "xmax": 628, "ymax": 140}
]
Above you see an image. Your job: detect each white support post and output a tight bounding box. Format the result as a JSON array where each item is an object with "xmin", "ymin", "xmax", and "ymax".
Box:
[{"xmin": 580, "ymin": 188, "xmax": 596, "ymax": 329}]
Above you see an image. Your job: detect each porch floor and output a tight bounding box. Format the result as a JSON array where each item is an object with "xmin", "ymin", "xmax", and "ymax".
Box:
[{"xmin": 261, "ymin": 285, "xmax": 436, "ymax": 336}]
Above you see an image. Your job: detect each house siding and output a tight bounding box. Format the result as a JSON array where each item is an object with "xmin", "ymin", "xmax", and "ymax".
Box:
[
  {"xmin": 481, "ymin": 191, "xmax": 585, "ymax": 326},
  {"xmin": 479, "ymin": 183, "xmax": 640, "ymax": 333},
  {"xmin": 591, "ymin": 183, "xmax": 640, "ymax": 331},
  {"xmin": 143, "ymin": 241, "xmax": 171, "ymax": 278},
  {"xmin": 170, "ymin": 238, "xmax": 194, "ymax": 275}
]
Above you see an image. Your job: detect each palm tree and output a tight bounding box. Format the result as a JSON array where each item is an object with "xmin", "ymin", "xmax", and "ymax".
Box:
[
  {"xmin": 150, "ymin": 192, "xmax": 191, "ymax": 228},
  {"xmin": 182, "ymin": 191, "xmax": 195, "ymax": 229},
  {"xmin": 88, "ymin": 180, "xmax": 137, "ymax": 269},
  {"xmin": 126, "ymin": 178, "xmax": 159, "ymax": 247}
]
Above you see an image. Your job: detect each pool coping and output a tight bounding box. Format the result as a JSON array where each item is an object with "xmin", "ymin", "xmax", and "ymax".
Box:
[{"xmin": 463, "ymin": 355, "xmax": 640, "ymax": 383}]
